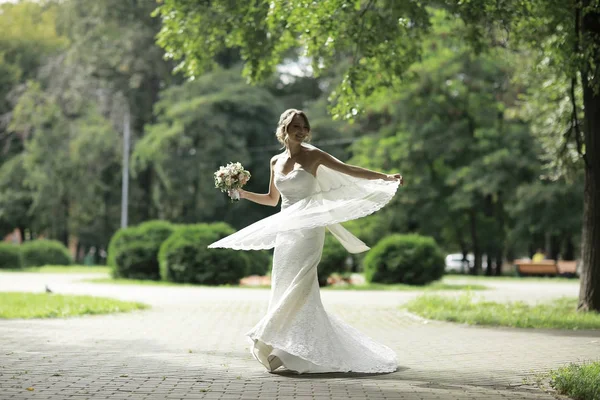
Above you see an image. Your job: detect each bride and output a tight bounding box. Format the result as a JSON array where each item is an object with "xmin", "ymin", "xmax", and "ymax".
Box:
[{"xmin": 209, "ymin": 108, "xmax": 403, "ymax": 374}]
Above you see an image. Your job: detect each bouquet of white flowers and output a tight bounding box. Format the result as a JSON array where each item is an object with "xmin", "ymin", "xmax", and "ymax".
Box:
[{"xmin": 214, "ymin": 162, "xmax": 251, "ymax": 201}]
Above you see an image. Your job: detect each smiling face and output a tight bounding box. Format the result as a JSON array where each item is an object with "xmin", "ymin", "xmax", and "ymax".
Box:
[
  {"xmin": 276, "ymin": 109, "xmax": 312, "ymax": 147},
  {"xmin": 286, "ymin": 114, "xmax": 310, "ymax": 143}
]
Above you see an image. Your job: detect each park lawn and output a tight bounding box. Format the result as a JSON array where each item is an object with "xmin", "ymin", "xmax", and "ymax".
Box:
[
  {"xmin": 551, "ymin": 361, "xmax": 600, "ymax": 400},
  {"xmin": 86, "ymin": 277, "xmax": 487, "ymax": 291},
  {"xmin": 322, "ymin": 281, "xmax": 487, "ymax": 291},
  {"xmin": 404, "ymin": 294, "xmax": 600, "ymax": 330},
  {"xmin": 0, "ymin": 292, "xmax": 148, "ymax": 319},
  {"xmin": 2, "ymin": 265, "xmax": 111, "ymax": 274},
  {"xmin": 443, "ymin": 274, "xmax": 579, "ymax": 284}
]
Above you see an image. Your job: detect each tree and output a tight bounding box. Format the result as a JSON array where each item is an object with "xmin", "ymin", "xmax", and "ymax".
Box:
[
  {"xmin": 347, "ymin": 10, "xmax": 541, "ymax": 275},
  {"xmin": 134, "ymin": 68, "xmax": 280, "ymax": 227},
  {"xmin": 58, "ymin": 0, "xmax": 180, "ymax": 222},
  {"xmin": 154, "ymin": 0, "xmax": 600, "ymax": 312},
  {"xmin": 0, "ymin": 0, "xmax": 68, "ymax": 156}
]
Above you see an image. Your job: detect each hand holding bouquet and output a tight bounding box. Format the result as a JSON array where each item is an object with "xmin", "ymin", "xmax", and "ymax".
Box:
[{"xmin": 214, "ymin": 162, "xmax": 251, "ymax": 201}]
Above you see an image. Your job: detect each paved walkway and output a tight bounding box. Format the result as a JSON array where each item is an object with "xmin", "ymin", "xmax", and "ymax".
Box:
[{"xmin": 0, "ymin": 272, "xmax": 598, "ymax": 400}]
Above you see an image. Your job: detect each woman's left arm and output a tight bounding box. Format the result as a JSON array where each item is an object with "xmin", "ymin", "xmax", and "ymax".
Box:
[{"xmin": 316, "ymin": 150, "xmax": 404, "ymax": 184}]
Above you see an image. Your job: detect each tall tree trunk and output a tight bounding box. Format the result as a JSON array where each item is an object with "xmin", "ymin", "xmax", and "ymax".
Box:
[
  {"xmin": 61, "ymin": 197, "xmax": 69, "ymax": 247},
  {"xmin": 564, "ymin": 235, "xmax": 575, "ymax": 260},
  {"xmin": 17, "ymin": 226, "xmax": 26, "ymax": 243},
  {"xmin": 578, "ymin": 0, "xmax": 600, "ymax": 312},
  {"xmin": 469, "ymin": 208, "xmax": 481, "ymax": 275},
  {"xmin": 495, "ymin": 192, "xmax": 505, "ymax": 275},
  {"xmin": 550, "ymin": 234, "xmax": 561, "ymax": 261},
  {"xmin": 495, "ymin": 251, "xmax": 503, "ymax": 276},
  {"xmin": 485, "ymin": 249, "xmax": 493, "ymax": 276}
]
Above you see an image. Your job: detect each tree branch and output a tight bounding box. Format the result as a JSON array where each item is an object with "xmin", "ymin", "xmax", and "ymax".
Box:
[
  {"xmin": 350, "ymin": 0, "xmax": 376, "ymax": 87},
  {"xmin": 571, "ymin": 3, "xmax": 589, "ymax": 167}
]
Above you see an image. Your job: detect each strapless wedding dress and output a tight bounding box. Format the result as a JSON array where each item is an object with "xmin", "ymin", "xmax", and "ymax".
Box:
[{"xmin": 209, "ymin": 144, "xmax": 399, "ymax": 374}]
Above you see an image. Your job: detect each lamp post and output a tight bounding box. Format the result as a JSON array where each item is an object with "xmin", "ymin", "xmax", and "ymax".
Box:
[{"xmin": 120, "ymin": 105, "xmax": 130, "ymax": 228}]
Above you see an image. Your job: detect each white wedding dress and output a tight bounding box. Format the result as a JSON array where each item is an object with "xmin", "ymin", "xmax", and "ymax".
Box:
[{"xmin": 209, "ymin": 144, "xmax": 399, "ymax": 374}]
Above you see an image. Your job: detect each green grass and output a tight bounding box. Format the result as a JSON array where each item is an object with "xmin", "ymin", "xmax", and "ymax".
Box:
[
  {"xmin": 0, "ymin": 292, "xmax": 148, "ymax": 319},
  {"xmin": 1, "ymin": 265, "xmax": 111, "ymax": 274},
  {"xmin": 322, "ymin": 281, "xmax": 488, "ymax": 291},
  {"xmin": 86, "ymin": 277, "xmax": 487, "ymax": 291},
  {"xmin": 86, "ymin": 277, "xmax": 205, "ymax": 287},
  {"xmin": 551, "ymin": 361, "xmax": 600, "ymax": 400},
  {"xmin": 443, "ymin": 274, "xmax": 579, "ymax": 283},
  {"xmin": 404, "ymin": 293, "xmax": 600, "ymax": 329}
]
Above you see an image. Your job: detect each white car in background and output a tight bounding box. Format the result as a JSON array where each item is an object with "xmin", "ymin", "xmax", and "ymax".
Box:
[
  {"xmin": 445, "ymin": 253, "xmax": 472, "ymax": 273},
  {"xmin": 445, "ymin": 253, "xmax": 489, "ymax": 274}
]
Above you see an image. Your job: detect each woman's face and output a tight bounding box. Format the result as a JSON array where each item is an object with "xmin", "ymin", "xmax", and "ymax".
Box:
[{"xmin": 286, "ymin": 114, "xmax": 309, "ymax": 143}]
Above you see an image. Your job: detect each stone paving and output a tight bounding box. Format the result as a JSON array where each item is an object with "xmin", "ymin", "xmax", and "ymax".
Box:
[{"xmin": 0, "ymin": 272, "xmax": 598, "ymax": 400}]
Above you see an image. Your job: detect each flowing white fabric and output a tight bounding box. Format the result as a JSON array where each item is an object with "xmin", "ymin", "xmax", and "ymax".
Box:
[
  {"xmin": 208, "ymin": 144, "xmax": 399, "ymax": 253},
  {"xmin": 209, "ymin": 144, "xmax": 399, "ymax": 374}
]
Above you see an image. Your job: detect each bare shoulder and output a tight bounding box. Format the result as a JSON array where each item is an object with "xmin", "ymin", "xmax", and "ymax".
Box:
[
  {"xmin": 304, "ymin": 146, "xmax": 326, "ymax": 161},
  {"xmin": 271, "ymin": 153, "xmax": 282, "ymax": 163},
  {"xmin": 270, "ymin": 152, "xmax": 284, "ymax": 166}
]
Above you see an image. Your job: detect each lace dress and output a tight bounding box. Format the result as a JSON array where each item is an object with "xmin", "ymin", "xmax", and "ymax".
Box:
[{"xmin": 209, "ymin": 144, "xmax": 399, "ymax": 374}]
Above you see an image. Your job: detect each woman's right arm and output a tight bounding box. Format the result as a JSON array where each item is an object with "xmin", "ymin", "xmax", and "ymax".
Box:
[{"xmin": 236, "ymin": 156, "xmax": 281, "ymax": 207}]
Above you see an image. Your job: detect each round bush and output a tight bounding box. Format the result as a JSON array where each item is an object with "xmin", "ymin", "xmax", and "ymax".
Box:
[
  {"xmin": 246, "ymin": 250, "xmax": 272, "ymax": 276},
  {"xmin": 159, "ymin": 223, "xmax": 249, "ymax": 285},
  {"xmin": 21, "ymin": 240, "xmax": 72, "ymax": 267},
  {"xmin": 363, "ymin": 234, "xmax": 445, "ymax": 285},
  {"xmin": 0, "ymin": 243, "xmax": 21, "ymax": 269},
  {"xmin": 108, "ymin": 220, "xmax": 175, "ymax": 280},
  {"xmin": 318, "ymin": 234, "xmax": 349, "ymax": 286}
]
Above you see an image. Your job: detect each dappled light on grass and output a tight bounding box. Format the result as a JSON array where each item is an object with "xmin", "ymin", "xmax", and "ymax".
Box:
[
  {"xmin": 0, "ymin": 292, "xmax": 148, "ymax": 319},
  {"xmin": 551, "ymin": 361, "xmax": 600, "ymax": 400},
  {"xmin": 405, "ymin": 294, "xmax": 600, "ymax": 330}
]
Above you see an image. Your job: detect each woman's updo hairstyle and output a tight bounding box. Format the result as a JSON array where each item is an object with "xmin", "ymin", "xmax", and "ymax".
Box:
[{"xmin": 275, "ymin": 109, "xmax": 311, "ymax": 146}]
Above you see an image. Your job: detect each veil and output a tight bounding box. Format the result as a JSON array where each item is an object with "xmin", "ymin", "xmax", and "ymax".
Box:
[{"xmin": 208, "ymin": 143, "xmax": 400, "ymax": 253}]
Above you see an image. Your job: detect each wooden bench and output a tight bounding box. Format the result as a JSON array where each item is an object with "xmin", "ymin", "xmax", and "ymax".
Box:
[
  {"xmin": 514, "ymin": 260, "xmax": 578, "ymax": 277},
  {"xmin": 557, "ymin": 260, "xmax": 578, "ymax": 275}
]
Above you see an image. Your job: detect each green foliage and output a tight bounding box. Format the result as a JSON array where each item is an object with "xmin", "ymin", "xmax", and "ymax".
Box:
[
  {"xmin": 0, "ymin": 155, "xmax": 33, "ymax": 238},
  {"xmin": 346, "ymin": 9, "xmax": 547, "ymax": 270},
  {"xmin": 0, "ymin": 243, "xmax": 21, "ymax": 269},
  {"xmin": 134, "ymin": 68, "xmax": 280, "ymax": 228},
  {"xmin": 154, "ymin": 0, "xmax": 431, "ymax": 119},
  {"xmin": 154, "ymin": 0, "xmax": 599, "ymax": 118},
  {"xmin": 246, "ymin": 250, "xmax": 272, "ymax": 276},
  {"xmin": 158, "ymin": 223, "xmax": 249, "ymax": 285},
  {"xmin": 551, "ymin": 362, "xmax": 600, "ymax": 400},
  {"xmin": 20, "ymin": 240, "xmax": 72, "ymax": 268},
  {"xmin": 0, "ymin": 292, "xmax": 148, "ymax": 319},
  {"xmin": 318, "ymin": 233, "xmax": 349, "ymax": 286},
  {"xmin": 107, "ymin": 227, "xmax": 140, "ymax": 270},
  {"xmin": 405, "ymin": 294, "xmax": 600, "ymax": 330},
  {"xmin": 364, "ymin": 234, "xmax": 445, "ymax": 285},
  {"xmin": 108, "ymin": 220, "xmax": 175, "ymax": 280},
  {"xmin": 0, "ymin": 1, "xmax": 68, "ymax": 111}
]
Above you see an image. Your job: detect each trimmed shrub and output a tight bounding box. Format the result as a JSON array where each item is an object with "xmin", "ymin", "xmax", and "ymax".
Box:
[
  {"xmin": 246, "ymin": 250, "xmax": 272, "ymax": 276},
  {"xmin": 341, "ymin": 215, "xmax": 391, "ymax": 272},
  {"xmin": 107, "ymin": 226, "xmax": 141, "ymax": 268},
  {"xmin": 363, "ymin": 234, "xmax": 445, "ymax": 285},
  {"xmin": 21, "ymin": 240, "xmax": 72, "ymax": 267},
  {"xmin": 318, "ymin": 233, "xmax": 349, "ymax": 286},
  {"xmin": 159, "ymin": 223, "xmax": 249, "ymax": 285},
  {"xmin": 108, "ymin": 220, "xmax": 175, "ymax": 280},
  {"xmin": 0, "ymin": 243, "xmax": 21, "ymax": 269}
]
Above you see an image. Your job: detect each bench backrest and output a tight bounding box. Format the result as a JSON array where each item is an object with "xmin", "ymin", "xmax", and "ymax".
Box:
[{"xmin": 557, "ymin": 261, "xmax": 577, "ymax": 274}]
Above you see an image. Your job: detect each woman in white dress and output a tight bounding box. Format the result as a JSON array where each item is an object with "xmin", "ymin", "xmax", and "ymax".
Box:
[{"xmin": 209, "ymin": 109, "xmax": 403, "ymax": 374}]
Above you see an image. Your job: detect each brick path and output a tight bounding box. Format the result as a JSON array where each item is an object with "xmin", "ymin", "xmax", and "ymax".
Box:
[{"xmin": 0, "ymin": 272, "xmax": 598, "ymax": 400}]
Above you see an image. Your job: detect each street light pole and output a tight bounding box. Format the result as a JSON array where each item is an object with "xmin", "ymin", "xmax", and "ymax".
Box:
[{"xmin": 120, "ymin": 105, "xmax": 130, "ymax": 228}]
